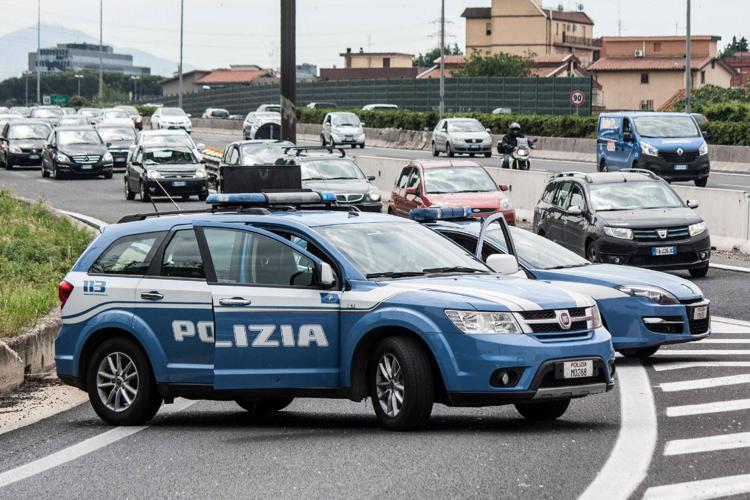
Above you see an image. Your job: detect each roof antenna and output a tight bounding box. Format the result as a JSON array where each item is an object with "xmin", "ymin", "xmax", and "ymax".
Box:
[{"xmin": 149, "ymin": 176, "xmax": 182, "ymax": 212}]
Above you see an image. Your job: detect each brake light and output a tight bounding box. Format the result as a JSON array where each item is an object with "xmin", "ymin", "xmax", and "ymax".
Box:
[{"xmin": 58, "ymin": 280, "xmax": 74, "ymax": 309}]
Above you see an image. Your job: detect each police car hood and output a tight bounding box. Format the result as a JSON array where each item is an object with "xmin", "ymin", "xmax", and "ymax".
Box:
[
  {"xmin": 597, "ymin": 207, "xmax": 702, "ymax": 228},
  {"xmin": 384, "ymin": 275, "xmax": 593, "ymax": 312},
  {"xmin": 539, "ymin": 263, "xmax": 703, "ymax": 301}
]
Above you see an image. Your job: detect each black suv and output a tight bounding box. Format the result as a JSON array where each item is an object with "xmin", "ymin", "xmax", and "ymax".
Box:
[
  {"xmin": 42, "ymin": 126, "xmax": 113, "ymax": 179},
  {"xmin": 533, "ymin": 170, "xmax": 710, "ymax": 277},
  {"xmin": 125, "ymin": 143, "xmax": 208, "ymax": 202},
  {"xmin": 0, "ymin": 120, "xmax": 51, "ymax": 169}
]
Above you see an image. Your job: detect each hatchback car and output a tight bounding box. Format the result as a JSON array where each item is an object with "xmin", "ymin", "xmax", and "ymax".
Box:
[
  {"xmin": 151, "ymin": 107, "xmax": 192, "ymax": 133},
  {"xmin": 9, "ymin": 106, "xmax": 31, "ymax": 117},
  {"xmin": 202, "ymin": 108, "xmax": 230, "ymax": 119},
  {"xmin": 0, "ymin": 120, "xmax": 52, "ymax": 169},
  {"xmin": 114, "ymin": 105, "xmax": 143, "ymax": 130},
  {"xmin": 533, "ymin": 171, "xmax": 710, "ymax": 277},
  {"xmin": 78, "ymin": 108, "xmax": 103, "ymax": 125},
  {"xmin": 96, "ymin": 123, "xmax": 137, "ymax": 171},
  {"xmin": 131, "ymin": 129, "xmax": 205, "ymax": 162},
  {"xmin": 98, "ymin": 108, "xmax": 131, "ymax": 123},
  {"xmin": 243, "ymin": 112, "xmax": 281, "ymax": 140},
  {"xmin": 432, "ymin": 118, "xmax": 492, "ymax": 158},
  {"xmin": 321, "ymin": 112, "xmax": 365, "ymax": 148},
  {"xmin": 125, "ymin": 143, "xmax": 208, "ymax": 201},
  {"xmin": 41, "ymin": 126, "xmax": 113, "ymax": 179},
  {"xmin": 389, "ymin": 160, "xmax": 514, "ymax": 224},
  {"xmin": 298, "ymin": 154, "xmax": 381, "ymax": 211}
]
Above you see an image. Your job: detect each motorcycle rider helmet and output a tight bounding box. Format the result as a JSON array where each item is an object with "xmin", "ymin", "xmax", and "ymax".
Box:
[{"xmin": 509, "ymin": 122, "xmax": 521, "ymax": 137}]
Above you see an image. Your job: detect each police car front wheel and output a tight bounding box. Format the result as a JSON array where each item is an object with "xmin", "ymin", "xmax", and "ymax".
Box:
[
  {"xmin": 370, "ymin": 336, "xmax": 434, "ymax": 430},
  {"xmin": 86, "ymin": 338, "xmax": 162, "ymax": 426}
]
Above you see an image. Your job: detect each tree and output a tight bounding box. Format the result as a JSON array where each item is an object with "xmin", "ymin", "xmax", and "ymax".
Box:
[
  {"xmin": 719, "ymin": 35, "xmax": 749, "ymax": 59},
  {"xmin": 413, "ymin": 44, "xmax": 463, "ymax": 67},
  {"xmin": 452, "ymin": 50, "xmax": 533, "ymax": 77}
]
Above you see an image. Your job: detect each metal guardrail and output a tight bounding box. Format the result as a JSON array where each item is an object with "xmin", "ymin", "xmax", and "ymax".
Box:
[{"xmin": 200, "ymin": 146, "xmax": 224, "ymax": 186}]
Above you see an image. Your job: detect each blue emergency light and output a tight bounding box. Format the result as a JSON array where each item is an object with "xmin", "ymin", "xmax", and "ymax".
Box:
[
  {"xmin": 206, "ymin": 191, "xmax": 337, "ymax": 207},
  {"xmin": 409, "ymin": 206, "xmax": 474, "ymax": 222}
]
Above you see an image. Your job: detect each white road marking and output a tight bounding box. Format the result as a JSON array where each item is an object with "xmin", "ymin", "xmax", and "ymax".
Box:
[
  {"xmin": 710, "ymin": 263, "xmax": 750, "ymax": 274},
  {"xmin": 660, "ymin": 373, "xmax": 750, "ymax": 392},
  {"xmin": 664, "ymin": 431, "xmax": 750, "ymax": 456},
  {"xmin": 0, "ymin": 399, "xmax": 195, "ymax": 489},
  {"xmin": 697, "ymin": 339, "xmax": 750, "ymax": 344},
  {"xmin": 653, "ymin": 361, "xmax": 750, "ymax": 371},
  {"xmin": 643, "ymin": 473, "xmax": 750, "ymax": 500},
  {"xmin": 58, "ymin": 210, "xmax": 109, "ymax": 231},
  {"xmin": 666, "ymin": 398, "xmax": 750, "ymax": 417},
  {"xmin": 578, "ymin": 363, "xmax": 657, "ymax": 500},
  {"xmin": 712, "ymin": 316, "xmax": 750, "ymax": 329},
  {"xmin": 654, "ymin": 349, "xmax": 750, "ymax": 357}
]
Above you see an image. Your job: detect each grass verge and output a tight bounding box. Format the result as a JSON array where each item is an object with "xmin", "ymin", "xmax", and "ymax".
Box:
[{"xmin": 0, "ymin": 191, "xmax": 92, "ymax": 337}]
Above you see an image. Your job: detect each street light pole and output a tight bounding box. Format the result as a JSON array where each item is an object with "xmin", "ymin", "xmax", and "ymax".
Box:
[
  {"xmin": 23, "ymin": 71, "xmax": 30, "ymax": 106},
  {"xmin": 131, "ymin": 75, "xmax": 140, "ymax": 102},
  {"xmin": 178, "ymin": 0, "xmax": 184, "ymax": 108},
  {"xmin": 685, "ymin": 0, "xmax": 692, "ymax": 113},
  {"xmin": 98, "ymin": 0, "xmax": 103, "ymax": 100},
  {"xmin": 280, "ymin": 0, "xmax": 296, "ymax": 143},
  {"xmin": 36, "ymin": 0, "xmax": 40, "ymax": 104},
  {"xmin": 75, "ymin": 73, "xmax": 83, "ymax": 96},
  {"xmin": 439, "ymin": 0, "xmax": 445, "ymax": 118}
]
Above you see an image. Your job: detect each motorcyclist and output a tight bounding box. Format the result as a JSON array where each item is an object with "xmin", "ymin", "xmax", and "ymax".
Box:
[{"xmin": 498, "ymin": 122, "xmax": 526, "ymax": 168}]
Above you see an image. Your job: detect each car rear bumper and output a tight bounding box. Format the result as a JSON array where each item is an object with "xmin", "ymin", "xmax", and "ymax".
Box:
[{"xmin": 596, "ymin": 232, "xmax": 710, "ymax": 270}]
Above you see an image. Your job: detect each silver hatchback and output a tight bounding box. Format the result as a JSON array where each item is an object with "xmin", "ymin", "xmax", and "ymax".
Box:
[{"xmin": 432, "ymin": 118, "xmax": 492, "ymax": 158}]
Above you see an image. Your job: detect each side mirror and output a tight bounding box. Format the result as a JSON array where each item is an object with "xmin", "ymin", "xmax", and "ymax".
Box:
[
  {"xmin": 486, "ymin": 128, "xmax": 492, "ymax": 134},
  {"xmin": 131, "ymin": 160, "xmax": 142, "ymax": 166},
  {"xmin": 186, "ymin": 113, "xmax": 192, "ymax": 118},
  {"xmin": 196, "ymin": 143, "xmax": 206, "ymax": 150},
  {"xmin": 106, "ymin": 142, "xmax": 112, "ymax": 148},
  {"xmin": 367, "ymin": 175, "xmax": 376, "ymax": 181},
  {"xmin": 200, "ymin": 158, "xmax": 207, "ymax": 164},
  {"xmin": 686, "ymin": 199, "xmax": 699, "ymax": 209},
  {"xmin": 623, "ymin": 132, "xmax": 634, "ymax": 142},
  {"xmin": 486, "ymin": 254, "xmax": 519, "ymax": 275},
  {"xmin": 405, "ymin": 187, "xmax": 417, "ymax": 196},
  {"xmin": 360, "ymin": 122, "xmax": 366, "ymax": 127},
  {"xmin": 567, "ymin": 205, "xmax": 583, "ymax": 216},
  {"xmin": 498, "ymin": 184, "xmax": 509, "ymax": 192},
  {"xmin": 319, "ymin": 262, "xmax": 335, "ymax": 288}
]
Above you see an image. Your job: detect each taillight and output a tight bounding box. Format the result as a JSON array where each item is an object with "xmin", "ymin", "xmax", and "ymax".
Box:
[{"xmin": 58, "ymin": 280, "xmax": 74, "ymax": 309}]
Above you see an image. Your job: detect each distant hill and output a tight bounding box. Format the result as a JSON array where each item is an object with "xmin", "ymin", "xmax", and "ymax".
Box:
[{"xmin": 0, "ymin": 23, "xmax": 191, "ymax": 80}]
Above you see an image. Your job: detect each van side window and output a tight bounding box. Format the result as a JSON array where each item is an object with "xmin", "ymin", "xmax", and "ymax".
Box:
[
  {"xmin": 598, "ymin": 116, "xmax": 622, "ymax": 140},
  {"xmin": 623, "ymin": 118, "xmax": 633, "ymax": 135},
  {"xmin": 91, "ymin": 232, "xmax": 165, "ymax": 275}
]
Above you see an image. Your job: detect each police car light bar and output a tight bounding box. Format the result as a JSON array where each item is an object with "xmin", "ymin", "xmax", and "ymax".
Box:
[
  {"xmin": 409, "ymin": 207, "xmax": 474, "ymax": 222},
  {"xmin": 205, "ymin": 191, "xmax": 337, "ymax": 207}
]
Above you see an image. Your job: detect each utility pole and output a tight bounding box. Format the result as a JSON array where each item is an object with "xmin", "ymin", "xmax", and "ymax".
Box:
[
  {"xmin": 23, "ymin": 71, "xmax": 30, "ymax": 106},
  {"xmin": 439, "ymin": 0, "xmax": 445, "ymax": 118},
  {"xmin": 685, "ymin": 0, "xmax": 692, "ymax": 113},
  {"xmin": 98, "ymin": 0, "xmax": 103, "ymax": 101},
  {"xmin": 75, "ymin": 73, "xmax": 83, "ymax": 96},
  {"xmin": 280, "ymin": 0, "xmax": 296, "ymax": 143},
  {"xmin": 178, "ymin": 0, "xmax": 184, "ymax": 108},
  {"xmin": 131, "ymin": 75, "xmax": 140, "ymax": 101},
  {"xmin": 36, "ymin": 0, "xmax": 40, "ymax": 104}
]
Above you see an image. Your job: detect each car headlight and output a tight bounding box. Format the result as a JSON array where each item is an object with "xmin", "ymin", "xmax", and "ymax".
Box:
[
  {"xmin": 445, "ymin": 309, "xmax": 523, "ymax": 334},
  {"xmin": 56, "ymin": 152, "xmax": 70, "ymax": 163},
  {"xmin": 689, "ymin": 221, "xmax": 707, "ymax": 237},
  {"xmin": 588, "ymin": 305, "xmax": 603, "ymax": 329},
  {"xmin": 500, "ymin": 198, "xmax": 512, "ymax": 210},
  {"xmin": 517, "ymin": 149, "xmax": 528, "ymax": 157},
  {"xmin": 102, "ymin": 152, "xmax": 113, "ymax": 162},
  {"xmin": 146, "ymin": 170, "xmax": 161, "ymax": 179},
  {"xmin": 194, "ymin": 169, "xmax": 207, "ymax": 179},
  {"xmin": 603, "ymin": 226, "xmax": 633, "ymax": 240},
  {"xmin": 616, "ymin": 285, "xmax": 679, "ymax": 305},
  {"xmin": 640, "ymin": 141, "xmax": 659, "ymax": 157},
  {"xmin": 699, "ymin": 142, "xmax": 709, "ymax": 156},
  {"xmin": 368, "ymin": 190, "xmax": 381, "ymax": 201},
  {"xmin": 9, "ymin": 145, "xmax": 22, "ymax": 154},
  {"xmin": 483, "ymin": 136, "xmax": 491, "ymax": 144},
  {"xmin": 135, "ymin": 116, "xmax": 142, "ymax": 123}
]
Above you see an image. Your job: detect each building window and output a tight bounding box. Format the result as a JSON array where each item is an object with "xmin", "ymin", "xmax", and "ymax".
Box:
[
  {"xmin": 485, "ymin": 22, "xmax": 492, "ymax": 36},
  {"xmin": 711, "ymin": 60, "xmax": 716, "ymax": 69},
  {"xmin": 556, "ymin": 23, "xmax": 559, "ymax": 35},
  {"xmin": 382, "ymin": 57, "xmax": 390, "ymax": 68},
  {"xmin": 640, "ymin": 100, "xmax": 654, "ymax": 111},
  {"xmin": 573, "ymin": 24, "xmax": 577, "ymax": 32},
  {"xmin": 640, "ymin": 73, "xmax": 649, "ymax": 84},
  {"xmin": 701, "ymin": 70, "xmax": 706, "ymax": 84},
  {"xmin": 654, "ymin": 42, "xmax": 662, "ymax": 52}
]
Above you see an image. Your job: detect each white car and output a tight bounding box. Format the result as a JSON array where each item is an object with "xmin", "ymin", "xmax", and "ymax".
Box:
[
  {"xmin": 362, "ymin": 103, "xmax": 398, "ymax": 111},
  {"xmin": 431, "ymin": 118, "xmax": 492, "ymax": 158},
  {"xmin": 150, "ymin": 107, "xmax": 192, "ymax": 133},
  {"xmin": 201, "ymin": 108, "xmax": 229, "ymax": 119},
  {"xmin": 243, "ymin": 112, "xmax": 281, "ymax": 140},
  {"xmin": 256, "ymin": 104, "xmax": 281, "ymax": 113},
  {"xmin": 321, "ymin": 112, "xmax": 365, "ymax": 149},
  {"xmin": 98, "ymin": 108, "xmax": 131, "ymax": 123}
]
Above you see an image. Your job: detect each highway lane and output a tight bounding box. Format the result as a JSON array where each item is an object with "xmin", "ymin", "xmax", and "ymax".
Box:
[{"xmin": 194, "ymin": 129, "xmax": 750, "ymax": 192}]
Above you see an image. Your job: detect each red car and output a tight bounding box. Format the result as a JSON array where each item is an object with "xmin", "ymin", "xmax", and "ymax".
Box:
[{"xmin": 388, "ymin": 160, "xmax": 515, "ymax": 224}]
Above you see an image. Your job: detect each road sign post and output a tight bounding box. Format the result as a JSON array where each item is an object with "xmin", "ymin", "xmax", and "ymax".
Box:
[{"xmin": 569, "ymin": 89, "xmax": 586, "ymax": 116}]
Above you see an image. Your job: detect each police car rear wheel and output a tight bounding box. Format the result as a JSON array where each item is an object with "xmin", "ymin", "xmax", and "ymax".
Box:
[
  {"xmin": 515, "ymin": 398, "xmax": 571, "ymax": 421},
  {"xmin": 86, "ymin": 338, "xmax": 162, "ymax": 426},
  {"xmin": 370, "ymin": 336, "xmax": 433, "ymax": 430},
  {"xmin": 235, "ymin": 397, "xmax": 294, "ymax": 415}
]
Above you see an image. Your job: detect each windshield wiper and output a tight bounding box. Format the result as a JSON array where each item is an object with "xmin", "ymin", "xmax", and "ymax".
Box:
[
  {"xmin": 545, "ymin": 264, "xmax": 587, "ymax": 270},
  {"xmin": 422, "ymin": 266, "xmax": 487, "ymax": 274},
  {"xmin": 366, "ymin": 271, "xmax": 426, "ymax": 279},
  {"xmin": 326, "ymin": 176, "xmax": 358, "ymax": 180}
]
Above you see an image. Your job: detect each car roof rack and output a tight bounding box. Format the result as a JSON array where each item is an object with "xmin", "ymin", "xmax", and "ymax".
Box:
[
  {"xmin": 282, "ymin": 145, "xmax": 347, "ymax": 158},
  {"xmin": 552, "ymin": 171, "xmax": 592, "ymax": 182},
  {"xmin": 618, "ymin": 168, "xmax": 660, "ymax": 180}
]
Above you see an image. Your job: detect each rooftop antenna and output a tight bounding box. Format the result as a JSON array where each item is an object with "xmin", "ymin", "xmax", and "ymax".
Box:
[{"xmin": 617, "ymin": 0, "xmax": 622, "ymax": 36}]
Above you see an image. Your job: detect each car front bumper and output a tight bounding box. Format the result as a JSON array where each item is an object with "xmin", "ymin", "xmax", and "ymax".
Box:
[
  {"xmin": 452, "ymin": 143, "xmax": 492, "ymax": 154},
  {"xmin": 57, "ymin": 161, "xmax": 113, "ymax": 175},
  {"xmin": 8, "ymin": 152, "xmax": 43, "ymax": 166},
  {"xmin": 596, "ymin": 231, "xmax": 710, "ymax": 271},
  {"xmin": 331, "ymin": 134, "xmax": 365, "ymax": 146},
  {"xmin": 636, "ymin": 154, "xmax": 710, "ymax": 182},
  {"xmin": 145, "ymin": 178, "xmax": 208, "ymax": 196}
]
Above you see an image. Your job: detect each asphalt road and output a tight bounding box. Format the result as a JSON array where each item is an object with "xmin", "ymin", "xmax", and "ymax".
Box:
[{"xmin": 1, "ymin": 139, "xmax": 750, "ymax": 498}]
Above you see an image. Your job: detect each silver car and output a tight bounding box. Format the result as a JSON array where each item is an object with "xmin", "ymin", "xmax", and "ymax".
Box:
[
  {"xmin": 432, "ymin": 118, "xmax": 492, "ymax": 158},
  {"xmin": 321, "ymin": 112, "xmax": 365, "ymax": 148},
  {"xmin": 150, "ymin": 107, "xmax": 192, "ymax": 133},
  {"xmin": 243, "ymin": 112, "xmax": 281, "ymax": 140}
]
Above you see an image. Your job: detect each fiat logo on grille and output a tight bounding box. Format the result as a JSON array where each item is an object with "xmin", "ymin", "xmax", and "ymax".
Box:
[
  {"xmin": 676, "ymin": 148, "xmax": 684, "ymax": 156},
  {"xmin": 557, "ymin": 311, "xmax": 572, "ymax": 330}
]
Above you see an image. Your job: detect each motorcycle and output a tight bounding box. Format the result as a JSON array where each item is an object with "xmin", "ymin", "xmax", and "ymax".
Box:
[{"xmin": 498, "ymin": 137, "xmax": 537, "ymax": 170}]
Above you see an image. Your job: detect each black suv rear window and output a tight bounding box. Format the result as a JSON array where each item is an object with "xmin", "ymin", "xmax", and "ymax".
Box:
[{"xmin": 90, "ymin": 232, "xmax": 164, "ymax": 275}]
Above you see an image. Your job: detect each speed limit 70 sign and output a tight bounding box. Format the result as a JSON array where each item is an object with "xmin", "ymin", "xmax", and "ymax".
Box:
[{"xmin": 569, "ymin": 90, "xmax": 586, "ymax": 108}]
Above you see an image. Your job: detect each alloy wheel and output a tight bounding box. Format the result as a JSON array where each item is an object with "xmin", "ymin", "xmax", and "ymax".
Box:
[
  {"xmin": 96, "ymin": 352, "xmax": 139, "ymax": 412},
  {"xmin": 375, "ymin": 353, "xmax": 404, "ymax": 417}
]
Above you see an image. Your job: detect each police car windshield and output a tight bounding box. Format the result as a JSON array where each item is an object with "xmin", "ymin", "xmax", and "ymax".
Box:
[
  {"xmin": 447, "ymin": 120, "xmax": 484, "ymax": 132},
  {"xmin": 425, "ymin": 167, "xmax": 496, "ymax": 194},
  {"xmin": 301, "ymin": 159, "xmax": 364, "ymax": 181},
  {"xmin": 634, "ymin": 116, "xmax": 701, "ymax": 138},
  {"xmin": 486, "ymin": 226, "xmax": 589, "ymax": 270},
  {"xmin": 7, "ymin": 123, "xmax": 50, "ymax": 139},
  {"xmin": 315, "ymin": 222, "xmax": 489, "ymax": 278},
  {"xmin": 589, "ymin": 181, "xmax": 683, "ymax": 211},
  {"xmin": 98, "ymin": 127, "xmax": 136, "ymax": 142},
  {"xmin": 143, "ymin": 147, "xmax": 196, "ymax": 165},
  {"xmin": 59, "ymin": 130, "xmax": 102, "ymax": 146}
]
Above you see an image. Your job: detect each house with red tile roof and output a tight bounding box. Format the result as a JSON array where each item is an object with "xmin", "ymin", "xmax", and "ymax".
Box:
[{"xmin": 724, "ymin": 52, "xmax": 750, "ymax": 87}]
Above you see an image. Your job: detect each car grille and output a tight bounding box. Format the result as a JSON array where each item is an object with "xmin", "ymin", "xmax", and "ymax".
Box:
[
  {"xmin": 335, "ymin": 193, "xmax": 364, "ymax": 203},
  {"xmin": 689, "ymin": 317, "xmax": 710, "ymax": 335},
  {"xmin": 659, "ymin": 150, "xmax": 699, "ymax": 163},
  {"xmin": 630, "ymin": 252, "xmax": 697, "ymax": 266},
  {"xmin": 20, "ymin": 147, "xmax": 41, "ymax": 153},
  {"xmin": 111, "ymin": 151, "xmax": 128, "ymax": 162},
  {"xmin": 464, "ymin": 138, "xmax": 483, "ymax": 143},
  {"xmin": 517, "ymin": 307, "xmax": 591, "ymax": 340},
  {"xmin": 71, "ymin": 155, "xmax": 100, "ymax": 164},
  {"xmin": 632, "ymin": 227, "xmax": 690, "ymax": 241},
  {"xmin": 160, "ymin": 171, "xmax": 195, "ymax": 179}
]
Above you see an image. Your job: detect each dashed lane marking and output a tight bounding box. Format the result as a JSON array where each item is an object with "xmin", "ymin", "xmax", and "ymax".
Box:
[
  {"xmin": 653, "ymin": 361, "xmax": 750, "ymax": 371},
  {"xmin": 666, "ymin": 398, "xmax": 750, "ymax": 417},
  {"xmin": 643, "ymin": 473, "xmax": 750, "ymax": 500},
  {"xmin": 697, "ymin": 339, "xmax": 750, "ymax": 344},
  {"xmin": 663, "ymin": 431, "xmax": 750, "ymax": 456},
  {"xmin": 654, "ymin": 350, "xmax": 750, "ymax": 357},
  {"xmin": 660, "ymin": 373, "xmax": 750, "ymax": 392}
]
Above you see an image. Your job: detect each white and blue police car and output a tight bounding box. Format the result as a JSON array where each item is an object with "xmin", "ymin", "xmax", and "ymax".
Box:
[
  {"xmin": 418, "ymin": 209, "xmax": 710, "ymax": 359},
  {"xmin": 56, "ymin": 192, "xmax": 615, "ymax": 430}
]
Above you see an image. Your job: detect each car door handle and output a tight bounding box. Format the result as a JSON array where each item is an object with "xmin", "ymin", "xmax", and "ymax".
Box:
[
  {"xmin": 140, "ymin": 291, "xmax": 164, "ymax": 301},
  {"xmin": 219, "ymin": 297, "xmax": 251, "ymax": 307}
]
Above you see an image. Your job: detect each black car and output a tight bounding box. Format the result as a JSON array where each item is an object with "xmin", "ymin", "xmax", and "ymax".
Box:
[
  {"xmin": 533, "ymin": 170, "xmax": 710, "ymax": 277},
  {"xmin": 96, "ymin": 123, "xmax": 137, "ymax": 171},
  {"xmin": 41, "ymin": 126, "xmax": 114, "ymax": 179},
  {"xmin": 125, "ymin": 143, "xmax": 208, "ymax": 202},
  {"xmin": 0, "ymin": 120, "xmax": 52, "ymax": 169},
  {"xmin": 298, "ymin": 153, "xmax": 382, "ymax": 212}
]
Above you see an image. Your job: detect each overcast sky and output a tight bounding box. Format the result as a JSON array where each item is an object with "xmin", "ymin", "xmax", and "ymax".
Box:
[{"xmin": 0, "ymin": 0, "xmax": 746, "ymax": 72}]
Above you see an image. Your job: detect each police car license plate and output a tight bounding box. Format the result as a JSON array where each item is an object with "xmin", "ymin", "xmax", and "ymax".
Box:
[
  {"xmin": 172, "ymin": 181, "xmax": 187, "ymax": 187},
  {"xmin": 28, "ymin": 154, "xmax": 39, "ymax": 160},
  {"xmin": 674, "ymin": 164, "xmax": 688, "ymax": 170},
  {"xmin": 692, "ymin": 305, "xmax": 708, "ymax": 320},
  {"xmin": 652, "ymin": 246, "xmax": 677, "ymax": 256},
  {"xmin": 563, "ymin": 360, "xmax": 593, "ymax": 379}
]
